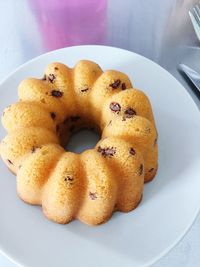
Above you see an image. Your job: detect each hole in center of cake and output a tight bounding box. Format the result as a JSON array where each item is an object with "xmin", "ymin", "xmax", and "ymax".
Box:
[
  {"xmin": 57, "ymin": 116, "xmax": 101, "ymax": 153},
  {"xmin": 65, "ymin": 129, "xmax": 100, "ymax": 153}
]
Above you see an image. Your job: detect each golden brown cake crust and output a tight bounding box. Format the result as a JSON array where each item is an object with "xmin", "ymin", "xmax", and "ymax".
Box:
[{"xmin": 0, "ymin": 60, "xmax": 158, "ymax": 225}]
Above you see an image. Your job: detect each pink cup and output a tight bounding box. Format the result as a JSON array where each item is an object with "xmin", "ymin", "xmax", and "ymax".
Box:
[{"xmin": 30, "ymin": 0, "xmax": 107, "ymax": 51}]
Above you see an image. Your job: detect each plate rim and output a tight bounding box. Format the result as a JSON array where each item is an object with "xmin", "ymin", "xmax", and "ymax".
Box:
[{"xmin": 0, "ymin": 44, "xmax": 200, "ymax": 267}]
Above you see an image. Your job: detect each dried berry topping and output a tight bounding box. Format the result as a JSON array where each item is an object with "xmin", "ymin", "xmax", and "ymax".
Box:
[
  {"xmin": 51, "ymin": 90, "xmax": 63, "ymax": 97},
  {"xmin": 56, "ymin": 125, "xmax": 60, "ymax": 132},
  {"xmin": 139, "ymin": 164, "xmax": 143, "ymax": 175},
  {"xmin": 41, "ymin": 75, "xmax": 46, "ymax": 81},
  {"xmin": 149, "ymin": 168, "xmax": 154, "ymax": 172},
  {"xmin": 50, "ymin": 112, "xmax": 56, "ymax": 120},
  {"xmin": 54, "ymin": 67, "xmax": 58, "ymax": 70},
  {"xmin": 121, "ymin": 83, "xmax": 126, "ymax": 90},
  {"xmin": 124, "ymin": 108, "xmax": 136, "ymax": 118},
  {"xmin": 129, "ymin": 148, "xmax": 136, "ymax": 155},
  {"xmin": 70, "ymin": 116, "xmax": 81, "ymax": 122},
  {"xmin": 97, "ymin": 146, "xmax": 116, "ymax": 158},
  {"xmin": 31, "ymin": 147, "xmax": 36, "ymax": 153},
  {"xmin": 89, "ymin": 192, "xmax": 97, "ymax": 200},
  {"xmin": 65, "ymin": 176, "xmax": 73, "ymax": 181},
  {"xmin": 109, "ymin": 79, "xmax": 121, "ymax": 89},
  {"xmin": 7, "ymin": 159, "xmax": 13, "ymax": 165},
  {"xmin": 109, "ymin": 102, "xmax": 121, "ymax": 113},
  {"xmin": 31, "ymin": 146, "xmax": 37, "ymax": 153},
  {"xmin": 64, "ymin": 175, "xmax": 74, "ymax": 184},
  {"xmin": 81, "ymin": 87, "xmax": 89, "ymax": 92},
  {"xmin": 48, "ymin": 74, "xmax": 56, "ymax": 83}
]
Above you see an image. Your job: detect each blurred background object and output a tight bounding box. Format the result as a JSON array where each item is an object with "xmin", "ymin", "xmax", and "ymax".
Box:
[
  {"xmin": 189, "ymin": 3, "xmax": 200, "ymax": 43},
  {"xmin": 30, "ymin": 0, "xmax": 107, "ymax": 51},
  {"xmin": 0, "ymin": 0, "xmax": 199, "ymax": 80}
]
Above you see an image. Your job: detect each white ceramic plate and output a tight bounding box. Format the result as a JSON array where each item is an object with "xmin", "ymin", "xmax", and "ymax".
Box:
[{"xmin": 0, "ymin": 45, "xmax": 200, "ymax": 267}]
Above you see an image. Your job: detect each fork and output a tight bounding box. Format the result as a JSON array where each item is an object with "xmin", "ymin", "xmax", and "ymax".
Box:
[{"xmin": 189, "ymin": 3, "xmax": 200, "ymax": 42}]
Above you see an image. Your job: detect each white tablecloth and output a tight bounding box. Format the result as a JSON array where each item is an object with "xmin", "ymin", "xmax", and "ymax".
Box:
[{"xmin": 0, "ymin": 0, "xmax": 199, "ymax": 266}]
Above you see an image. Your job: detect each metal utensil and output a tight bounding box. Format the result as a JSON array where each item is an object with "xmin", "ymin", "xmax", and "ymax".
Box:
[
  {"xmin": 189, "ymin": 3, "xmax": 200, "ymax": 42},
  {"xmin": 179, "ymin": 64, "xmax": 200, "ymax": 93}
]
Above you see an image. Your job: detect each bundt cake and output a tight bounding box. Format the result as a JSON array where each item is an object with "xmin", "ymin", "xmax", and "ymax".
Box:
[{"xmin": 0, "ymin": 60, "xmax": 158, "ymax": 225}]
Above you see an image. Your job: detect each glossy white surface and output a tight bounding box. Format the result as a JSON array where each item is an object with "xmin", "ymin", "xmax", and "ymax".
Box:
[{"xmin": 0, "ymin": 45, "xmax": 200, "ymax": 267}]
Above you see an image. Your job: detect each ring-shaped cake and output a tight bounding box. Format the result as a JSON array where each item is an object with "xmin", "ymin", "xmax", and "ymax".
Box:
[{"xmin": 0, "ymin": 60, "xmax": 158, "ymax": 225}]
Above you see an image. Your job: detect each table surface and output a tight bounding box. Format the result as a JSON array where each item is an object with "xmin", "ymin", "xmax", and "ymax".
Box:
[{"xmin": 0, "ymin": 0, "xmax": 200, "ymax": 266}]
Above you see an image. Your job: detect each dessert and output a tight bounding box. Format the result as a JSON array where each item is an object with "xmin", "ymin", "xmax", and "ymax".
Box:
[{"xmin": 0, "ymin": 60, "xmax": 158, "ymax": 225}]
